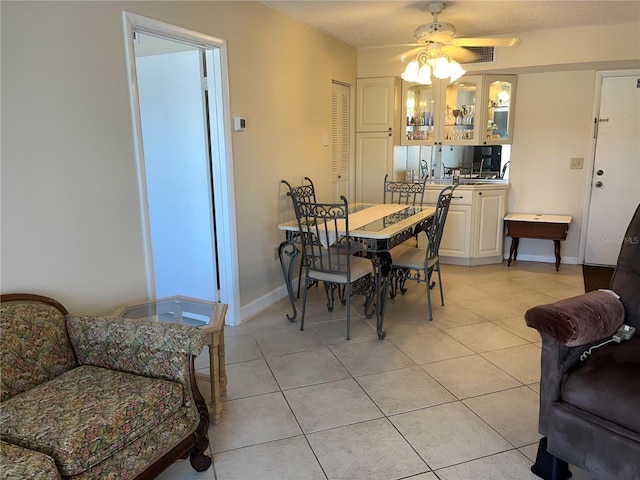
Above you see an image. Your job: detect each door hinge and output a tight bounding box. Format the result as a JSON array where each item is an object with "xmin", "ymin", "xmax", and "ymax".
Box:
[{"xmin": 202, "ymin": 76, "xmax": 209, "ymax": 91}]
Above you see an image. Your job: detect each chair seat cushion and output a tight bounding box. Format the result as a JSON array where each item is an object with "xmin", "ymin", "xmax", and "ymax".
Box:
[
  {"xmin": 0, "ymin": 365, "xmax": 183, "ymax": 476},
  {"xmin": 389, "ymin": 245, "xmax": 437, "ymax": 270},
  {"xmin": 309, "ymin": 255, "xmax": 373, "ymax": 284},
  {"xmin": 561, "ymin": 336, "xmax": 640, "ymax": 433}
]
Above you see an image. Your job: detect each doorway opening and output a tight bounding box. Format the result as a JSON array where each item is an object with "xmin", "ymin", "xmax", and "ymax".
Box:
[{"xmin": 122, "ymin": 12, "xmax": 240, "ymax": 325}]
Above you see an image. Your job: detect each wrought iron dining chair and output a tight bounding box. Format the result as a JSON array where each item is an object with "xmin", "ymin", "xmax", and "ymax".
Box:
[
  {"xmin": 384, "ymin": 173, "xmax": 428, "ymax": 248},
  {"xmin": 288, "ymin": 194, "xmax": 375, "ymax": 340},
  {"xmin": 281, "ymin": 177, "xmax": 317, "ymax": 298},
  {"xmin": 383, "ymin": 173, "xmax": 427, "ymax": 206},
  {"xmin": 389, "ymin": 185, "xmax": 457, "ymax": 320}
]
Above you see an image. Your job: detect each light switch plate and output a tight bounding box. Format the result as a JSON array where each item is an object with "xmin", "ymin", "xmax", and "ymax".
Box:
[{"xmin": 570, "ymin": 157, "xmax": 584, "ymax": 169}]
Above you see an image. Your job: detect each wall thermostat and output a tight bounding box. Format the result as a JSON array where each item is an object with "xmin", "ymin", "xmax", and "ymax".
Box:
[{"xmin": 233, "ymin": 116, "xmax": 247, "ymax": 131}]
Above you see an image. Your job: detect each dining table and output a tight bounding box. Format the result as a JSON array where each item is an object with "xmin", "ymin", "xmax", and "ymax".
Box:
[{"xmin": 277, "ymin": 202, "xmax": 436, "ymax": 340}]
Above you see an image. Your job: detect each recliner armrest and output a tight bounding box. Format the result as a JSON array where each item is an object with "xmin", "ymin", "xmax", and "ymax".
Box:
[{"xmin": 525, "ymin": 290, "xmax": 625, "ymax": 347}]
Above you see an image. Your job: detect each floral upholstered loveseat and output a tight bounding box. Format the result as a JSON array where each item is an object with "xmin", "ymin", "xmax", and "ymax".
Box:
[{"xmin": 0, "ymin": 294, "xmax": 211, "ymax": 479}]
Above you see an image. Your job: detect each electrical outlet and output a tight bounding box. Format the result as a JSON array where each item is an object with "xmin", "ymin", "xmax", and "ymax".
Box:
[{"xmin": 570, "ymin": 157, "xmax": 584, "ymax": 169}]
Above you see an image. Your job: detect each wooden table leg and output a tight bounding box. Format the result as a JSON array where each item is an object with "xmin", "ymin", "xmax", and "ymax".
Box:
[
  {"xmin": 508, "ymin": 237, "xmax": 520, "ymax": 266},
  {"xmin": 219, "ymin": 327, "xmax": 227, "ymax": 396},
  {"xmin": 554, "ymin": 240, "xmax": 561, "ymax": 271},
  {"xmin": 208, "ymin": 333, "xmax": 223, "ymax": 425}
]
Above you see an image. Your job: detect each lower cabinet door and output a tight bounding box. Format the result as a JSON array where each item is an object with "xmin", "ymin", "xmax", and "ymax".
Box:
[
  {"xmin": 440, "ymin": 205, "xmax": 472, "ymax": 258},
  {"xmin": 473, "ymin": 190, "xmax": 506, "ymax": 258}
]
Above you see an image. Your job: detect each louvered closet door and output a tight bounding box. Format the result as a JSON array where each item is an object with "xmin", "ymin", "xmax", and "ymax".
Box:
[{"xmin": 332, "ymin": 82, "xmax": 350, "ymax": 201}]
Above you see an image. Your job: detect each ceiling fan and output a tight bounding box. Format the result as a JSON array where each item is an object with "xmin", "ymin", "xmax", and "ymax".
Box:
[
  {"xmin": 398, "ymin": 2, "xmax": 521, "ymax": 83},
  {"xmin": 403, "ymin": 2, "xmax": 521, "ymax": 65}
]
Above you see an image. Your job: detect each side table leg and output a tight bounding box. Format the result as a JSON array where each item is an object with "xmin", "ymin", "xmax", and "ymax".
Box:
[
  {"xmin": 219, "ymin": 328, "xmax": 227, "ymax": 396},
  {"xmin": 508, "ymin": 237, "xmax": 520, "ymax": 267},
  {"xmin": 554, "ymin": 240, "xmax": 561, "ymax": 271},
  {"xmin": 208, "ymin": 336, "xmax": 222, "ymax": 425},
  {"xmin": 278, "ymin": 240, "xmax": 299, "ymax": 322}
]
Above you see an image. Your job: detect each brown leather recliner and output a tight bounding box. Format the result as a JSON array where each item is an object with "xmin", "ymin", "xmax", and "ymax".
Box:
[{"xmin": 525, "ymin": 203, "xmax": 640, "ymax": 480}]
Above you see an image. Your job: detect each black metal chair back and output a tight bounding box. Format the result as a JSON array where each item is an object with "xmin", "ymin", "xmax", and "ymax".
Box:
[{"xmin": 383, "ymin": 174, "xmax": 427, "ymax": 206}]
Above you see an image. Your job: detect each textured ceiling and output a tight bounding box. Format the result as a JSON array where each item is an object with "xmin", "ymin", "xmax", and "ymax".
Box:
[{"xmin": 262, "ymin": 1, "xmax": 640, "ymax": 48}]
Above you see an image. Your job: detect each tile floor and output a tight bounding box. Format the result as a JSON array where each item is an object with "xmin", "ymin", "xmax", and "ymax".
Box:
[{"xmin": 158, "ymin": 261, "xmax": 595, "ymax": 480}]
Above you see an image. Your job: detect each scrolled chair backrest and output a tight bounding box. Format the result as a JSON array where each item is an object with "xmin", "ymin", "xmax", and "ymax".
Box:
[
  {"xmin": 281, "ymin": 177, "xmax": 317, "ymax": 204},
  {"xmin": 287, "ymin": 194, "xmax": 352, "ymax": 276},
  {"xmin": 427, "ymin": 185, "xmax": 457, "ymax": 257},
  {"xmin": 383, "ymin": 173, "xmax": 427, "ymax": 206}
]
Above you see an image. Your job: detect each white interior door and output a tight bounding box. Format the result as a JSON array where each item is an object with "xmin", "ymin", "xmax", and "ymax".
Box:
[
  {"xmin": 585, "ymin": 72, "xmax": 640, "ymax": 266},
  {"xmin": 332, "ymin": 82, "xmax": 350, "ymax": 200}
]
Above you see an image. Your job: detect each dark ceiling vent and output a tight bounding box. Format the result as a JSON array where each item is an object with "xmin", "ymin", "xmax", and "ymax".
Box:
[{"xmin": 461, "ymin": 46, "xmax": 495, "ymax": 65}]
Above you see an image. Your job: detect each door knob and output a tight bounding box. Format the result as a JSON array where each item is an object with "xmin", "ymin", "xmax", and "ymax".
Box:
[
  {"xmin": 595, "ymin": 181, "xmax": 603, "ymax": 188},
  {"xmin": 596, "ymin": 169, "xmax": 604, "ymax": 176}
]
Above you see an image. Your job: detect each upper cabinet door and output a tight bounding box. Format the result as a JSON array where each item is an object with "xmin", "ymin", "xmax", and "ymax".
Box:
[
  {"xmin": 442, "ymin": 75, "xmax": 483, "ymax": 146},
  {"xmin": 356, "ymin": 77, "xmax": 397, "ymax": 132},
  {"xmin": 482, "ymin": 75, "xmax": 517, "ymax": 145}
]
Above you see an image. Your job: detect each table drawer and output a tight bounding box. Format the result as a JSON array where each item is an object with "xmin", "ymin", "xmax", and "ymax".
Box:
[{"xmin": 505, "ymin": 220, "xmax": 569, "ymax": 240}]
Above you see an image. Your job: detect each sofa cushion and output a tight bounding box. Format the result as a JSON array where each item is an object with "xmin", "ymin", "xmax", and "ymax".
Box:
[
  {"xmin": 0, "ymin": 365, "xmax": 183, "ymax": 477},
  {"xmin": 0, "ymin": 302, "xmax": 77, "ymax": 402},
  {"xmin": 561, "ymin": 336, "xmax": 640, "ymax": 433},
  {"xmin": 0, "ymin": 440, "xmax": 61, "ymax": 480}
]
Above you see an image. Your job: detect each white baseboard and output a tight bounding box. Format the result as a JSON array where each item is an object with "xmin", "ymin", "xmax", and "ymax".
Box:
[
  {"xmin": 503, "ymin": 253, "xmax": 579, "ymax": 265},
  {"xmin": 240, "ymin": 280, "xmax": 296, "ymax": 324}
]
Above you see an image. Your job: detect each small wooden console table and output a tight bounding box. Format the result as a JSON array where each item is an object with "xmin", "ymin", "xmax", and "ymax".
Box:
[{"xmin": 504, "ymin": 213, "xmax": 572, "ymax": 271}]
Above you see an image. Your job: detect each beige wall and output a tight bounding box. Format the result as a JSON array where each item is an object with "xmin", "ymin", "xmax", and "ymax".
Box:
[
  {"xmin": 358, "ymin": 22, "xmax": 640, "ymax": 264},
  {"xmin": 1, "ymin": 1, "xmax": 356, "ymax": 316}
]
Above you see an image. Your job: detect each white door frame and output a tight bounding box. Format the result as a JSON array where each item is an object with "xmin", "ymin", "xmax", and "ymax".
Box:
[
  {"xmin": 578, "ymin": 69, "xmax": 640, "ymax": 264},
  {"xmin": 122, "ymin": 12, "xmax": 241, "ymax": 325}
]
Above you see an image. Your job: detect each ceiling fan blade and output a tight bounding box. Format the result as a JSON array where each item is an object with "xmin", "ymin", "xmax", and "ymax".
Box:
[
  {"xmin": 441, "ymin": 45, "xmax": 481, "ymax": 64},
  {"xmin": 451, "ymin": 37, "xmax": 521, "ymax": 47},
  {"xmin": 385, "ymin": 46, "xmax": 427, "ymax": 64}
]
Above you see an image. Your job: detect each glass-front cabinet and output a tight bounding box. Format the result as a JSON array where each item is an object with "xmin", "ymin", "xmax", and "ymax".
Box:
[
  {"xmin": 483, "ymin": 75, "xmax": 517, "ymax": 145},
  {"xmin": 401, "ymin": 76, "xmax": 482, "ymax": 146},
  {"xmin": 401, "ymin": 74, "xmax": 517, "ymax": 146}
]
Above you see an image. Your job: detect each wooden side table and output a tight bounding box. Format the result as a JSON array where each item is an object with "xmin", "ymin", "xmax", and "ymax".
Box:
[
  {"xmin": 111, "ymin": 296, "xmax": 228, "ymax": 424},
  {"xmin": 504, "ymin": 213, "xmax": 572, "ymax": 271}
]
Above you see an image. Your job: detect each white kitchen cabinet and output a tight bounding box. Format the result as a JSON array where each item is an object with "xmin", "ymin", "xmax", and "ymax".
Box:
[
  {"xmin": 401, "ymin": 74, "xmax": 517, "ymax": 147},
  {"xmin": 355, "ymin": 132, "xmax": 394, "ymax": 203},
  {"xmin": 356, "ymin": 77, "xmax": 399, "ymax": 133},
  {"xmin": 435, "ymin": 184, "xmax": 508, "ymax": 265},
  {"xmin": 481, "ymin": 75, "xmax": 517, "ymax": 145},
  {"xmin": 401, "ymin": 76, "xmax": 483, "ymax": 146},
  {"xmin": 472, "ymin": 188, "xmax": 507, "ymax": 259}
]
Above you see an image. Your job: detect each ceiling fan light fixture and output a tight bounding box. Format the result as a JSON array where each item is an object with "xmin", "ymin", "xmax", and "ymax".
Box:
[
  {"xmin": 401, "ymin": 60, "xmax": 420, "ymax": 82},
  {"xmin": 448, "ymin": 61, "xmax": 466, "ymax": 82},
  {"xmin": 433, "ymin": 56, "xmax": 451, "ymax": 79},
  {"xmin": 417, "ymin": 64, "xmax": 432, "ymax": 85}
]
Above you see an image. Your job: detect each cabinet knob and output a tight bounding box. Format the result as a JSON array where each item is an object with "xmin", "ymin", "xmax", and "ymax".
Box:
[
  {"xmin": 388, "ymin": 132, "xmax": 392, "ymax": 136},
  {"xmin": 595, "ymin": 181, "xmax": 603, "ymax": 188},
  {"xmin": 596, "ymin": 169, "xmax": 604, "ymax": 176},
  {"xmin": 388, "ymin": 127, "xmax": 392, "ymax": 131},
  {"xmin": 479, "ymin": 192, "xmax": 483, "ymax": 195}
]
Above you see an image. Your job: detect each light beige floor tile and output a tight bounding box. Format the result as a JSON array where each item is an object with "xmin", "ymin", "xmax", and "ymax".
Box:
[
  {"xmin": 253, "ymin": 326, "xmax": 325, "ymax": 356},
  {"xmin": 435, "ymin": 449, "xmax": 541, "ymax": 480},
  {"xmin": 213, "ymin": 436, "xmax": 326, "ymax": 480},
  {"xmin": 330, "ymin": 339, "xmax": 415, "ymax": 376},
  {"xmin": 307, "ymin": 418, "xmax": 429, "ymax": 480},
  {"xmin": 442, "ymin": 322, "xmax": 528, "ymax": 353},
  {"xmin": 473, "ymin": 279, "xmax": 537, "ymax": 298},
  {"xmin": 266, "ymin": 347, "xmax": 350, "ymax": 390},
  {"xmin": 503, "ymin": 292, "xmax": 559, "ymax": 312},
  {"xmin": 390, "ymin": 402, "xmax": 512, "ymax": 470},
  {"xmin": 463, "ymin": 386, "xmax": 540, "ymax": 447},
  {"xmin": 211, "ymin": 392, "xmax": 301, "ymax": 453},
  {"xmin": 519, "ymin": 443, "xmax": 597, "ymax": 480},
  {"xmin": 310, "ymin": 317, "xmax": 378, "ymax": 345},
  {"xmin": 481, "ymin": 343, "xmax": 542, "ymax": 385},
  {"xmin": 459, "ymin": 299, "xmax": 523, "ymax": 321},
  {"xmin": 443, "ymin": 283, "xmax": 494, "ymax": 304},
  {"xmin": 223, "ymin": 323, "xmax": 250, "ymax": 336},
  {"xmin": 224, "ymin": 333, "xmax": 263, "ymax": 364},
  {"xmin": 245, "ymin": 299, "xmax": 303, "ymax": 332},
  {"xmin": 426, "ymin": 305, "xmax": 489, "ymax": 329},
  {"xmin": 527, "ymin": 382, "xmax": 540, "ymax": 394},
  {"xmin": 421, "ymin": 355, "xmax": 521, "ymax": 399},
  {"xmin": 356, "ymin": 366, "xmax": 455, "ymax": 415},
  {"xmin": 223, "ymin": 358, "xmax": 279, "ymax": 400},
  {"xmin": 371, "ymin": 308, "xmax": 438, "ymax": 337},
  {"xmin": 390, "ymin": 330, "xmax": 474, "ymax": 364},
  {"xmin": 283, "ymin": 378, "xmax": 383, "ymax": 433},
  {"xmin": 156, "ymin": 457, "xmax": 215, "ymax": 479},
  {"xmin": 492, "ymin": 316, "xmax": 541, "ymax": 342}
]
